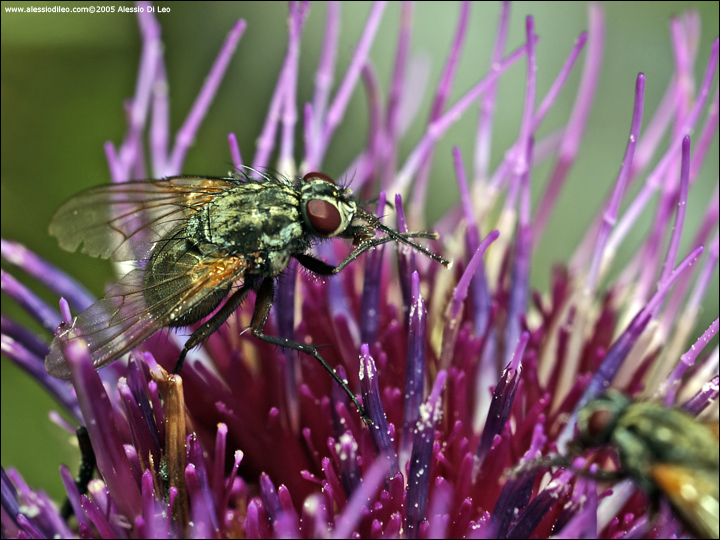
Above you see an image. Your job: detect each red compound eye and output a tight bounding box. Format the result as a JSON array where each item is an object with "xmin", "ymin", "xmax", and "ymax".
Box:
[
  {"xmin": 585, "ymin": 408, "xmax": 614, "ymax": 439},
  {"xmin": 306, "ymin": 199, "xmax": 342, "ymax": 236},
  {"xmin": 303, "ymin": 171, "xmax": 335, "ymax": 184}
]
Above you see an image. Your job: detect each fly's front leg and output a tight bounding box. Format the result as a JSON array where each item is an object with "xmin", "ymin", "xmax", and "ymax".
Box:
[
  {"xmin": 294, "ymin": 239, "xmax": 393, "ymax": 276},
  {"xmin": 294, "ymin": 253, "xmax": 336, "ymax": 275},
  {"xmin": 294, "ymin": 233, "xmax": 446, "ymax": 277},
  {"xmin": 249, "ymin": 277, "xmax": 370, "ymax": 424},
  {"xmin": 333, "ymin": 232, "xmax": 444, "ymax": 274}
]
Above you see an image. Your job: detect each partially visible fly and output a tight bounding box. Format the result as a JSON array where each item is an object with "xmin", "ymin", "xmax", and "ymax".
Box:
[
  {"xmin": 45, "ymin": 169, "xmax": 450, "ymax": 420},
  {"xmin": 512, "ymin": 392, "xmax": 719, "ymax": 537},
  {"xmin": 568, "ymin": 391, "xmax": 719, "ymax": 539}
]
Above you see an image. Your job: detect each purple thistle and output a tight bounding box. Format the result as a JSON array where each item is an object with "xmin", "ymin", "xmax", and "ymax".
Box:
[{"xmin": 2, "ymin": 3, "xmax": 718, "ymax": 539}]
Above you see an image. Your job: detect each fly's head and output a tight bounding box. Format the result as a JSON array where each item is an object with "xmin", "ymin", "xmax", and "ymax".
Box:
[
  {"xmin": 298, "ymin": 171, "xmax": 451, "ymax": 268},
  {"xmin": 573, "ymin": 391, "xmax": 630, "ymax": 452},
  {"xmin": 300, "ymin": 172, "xmax": 358, "ymax": 239}
]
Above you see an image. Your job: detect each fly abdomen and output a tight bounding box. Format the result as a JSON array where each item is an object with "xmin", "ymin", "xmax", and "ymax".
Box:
[{"xmin": 143, "ymin": 232, "xmax": 230, "ymax": 328}]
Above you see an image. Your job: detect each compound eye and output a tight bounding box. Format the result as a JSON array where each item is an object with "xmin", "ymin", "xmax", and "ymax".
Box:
[
  {"xmin": 306, "ymin": 199, "xmax": 342, "ymax": 236},
  {"xmin": 303, "ymin": 171, "xmax": 336, "ymax": 184},
  {"xmin": 584, "ymin": 408, "xmax": 613, "ymax": 440}
]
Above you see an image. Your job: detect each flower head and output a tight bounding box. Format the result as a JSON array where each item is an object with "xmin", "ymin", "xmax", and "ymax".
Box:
[{"xmin": 2, "ymin": 2, "xmax": 718, "ymax": 538}]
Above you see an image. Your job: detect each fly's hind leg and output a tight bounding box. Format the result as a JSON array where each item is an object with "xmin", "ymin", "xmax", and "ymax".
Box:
[{"xmin": 173, "ymin": 283, "xmax": 253, "ymax": 374}]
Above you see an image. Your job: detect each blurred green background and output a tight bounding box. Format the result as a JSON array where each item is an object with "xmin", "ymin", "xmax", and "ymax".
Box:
[{"xmin": 2, "ymin": 2, "xmax": 718, "ymax": 502}]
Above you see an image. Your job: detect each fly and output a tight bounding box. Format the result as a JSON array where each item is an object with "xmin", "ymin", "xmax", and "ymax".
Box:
[
  {"xmin": 512, "ymin": 391, "xmax": 719, "ymax": 538},
  {"xmin": 45, "ymin": 169, "xmax": 450, "ymax": 422}
]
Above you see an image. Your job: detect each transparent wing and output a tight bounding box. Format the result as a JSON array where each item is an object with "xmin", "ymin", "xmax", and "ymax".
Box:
[
  {"xmin": 45, "ymin": 254, "xmax": 250, "ymax": 379},
  {"xmin": 49, "ymin": 176, "xmax": 237, "ymax": 261},
  {"xmin": 651, "ymin": 461, "xmax": 719, "ymax": 539}
]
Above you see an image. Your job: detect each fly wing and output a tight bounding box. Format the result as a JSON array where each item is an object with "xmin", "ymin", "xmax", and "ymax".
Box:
[
  {"xmin": 651, "ymin": 461, "xmax": 719, "ymax": 539},
  {"xmin": 49, "ymin": 176, "xmax": 237, "ymax": 262},
  {"xmin": 45, "ymin": 254, "xmax": 250, "ymax": 379}
]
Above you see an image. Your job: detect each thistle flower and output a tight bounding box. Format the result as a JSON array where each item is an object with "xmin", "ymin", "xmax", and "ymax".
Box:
[{"xmin": 2, "ymin": 2, "xmax": 718, "ymax": 539}]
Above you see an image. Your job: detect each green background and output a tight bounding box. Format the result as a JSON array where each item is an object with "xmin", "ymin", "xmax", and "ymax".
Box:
[{"xmin": 2, "ymin": 2, "xmax": 718, "ymax": 503}]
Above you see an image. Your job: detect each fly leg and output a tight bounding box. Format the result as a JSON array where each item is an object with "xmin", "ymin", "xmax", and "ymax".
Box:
[
  {"xmin": 249, "ymin": 276, "xmax": 370, "ymax": 424},
  {"xmin": 296, "ymin": 232, "xmax": 448, "ymax": 275},
  {"xmin": 60, "ymin": 426, "xmax": 96, "ymax": 520},
  {"xmin": 173, "ymin": 283, "xmax": 253, "ymax": 373}
]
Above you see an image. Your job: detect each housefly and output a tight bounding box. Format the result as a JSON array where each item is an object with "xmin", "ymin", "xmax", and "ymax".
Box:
[
  {"xmin": 45, "ymin": 169, "xmax": 450, "ymax": 420},
  {"xmin": 514, "ymin": 391, "xmax": 718, "ymax": 538},
  {"xmin": 570, "ymin": 391, "xmax": 719, "ymax": 539}
]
